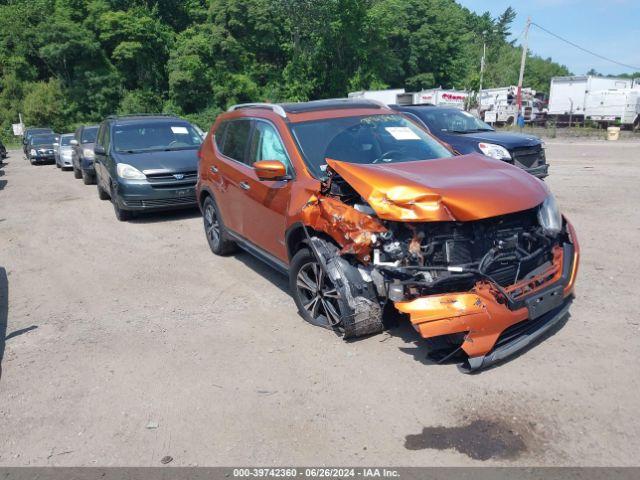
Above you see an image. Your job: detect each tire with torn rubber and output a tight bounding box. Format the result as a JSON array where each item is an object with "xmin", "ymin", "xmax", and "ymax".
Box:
[
  {"xmin": 202, "ymin": 196, "xmax": 237, "ymax": 255},
  {"xmin": 289, "ymin": 237, "xmax": 383, "ymax": 339}
]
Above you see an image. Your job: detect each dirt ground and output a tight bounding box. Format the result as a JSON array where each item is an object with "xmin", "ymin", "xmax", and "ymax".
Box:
[{"xmin": 1, "ymin": 140, "xmax": 639, "ymax": 467}]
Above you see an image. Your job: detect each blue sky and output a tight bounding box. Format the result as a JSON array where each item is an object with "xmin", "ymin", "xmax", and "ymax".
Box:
[{"xmin": 457, "ymin": 0, "xmax": 640, "ymax": 75}]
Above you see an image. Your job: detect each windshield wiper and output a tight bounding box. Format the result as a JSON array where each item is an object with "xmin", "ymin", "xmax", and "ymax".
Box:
[{"xmin": 163, "ymin": 146, "xmax": 197, "ymax": 152}]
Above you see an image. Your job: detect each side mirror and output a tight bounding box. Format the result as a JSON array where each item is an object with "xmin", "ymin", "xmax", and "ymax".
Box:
[
  {"xmin": 70, "ymin": 139, "xmax": 78, "ymax": 146},
  {"xmin": 94, "ymin": 145, "xmax": 106, "ymax": 155},
  {"xmin": 254, "ymin": 160, "xmax": 288, "ymax": 181}
]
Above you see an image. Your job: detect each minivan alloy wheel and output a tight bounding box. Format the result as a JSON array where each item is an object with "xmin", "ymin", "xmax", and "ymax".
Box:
[{"xmin": 296, "ymin": 261, "xmax": 342, "ymax": 326}]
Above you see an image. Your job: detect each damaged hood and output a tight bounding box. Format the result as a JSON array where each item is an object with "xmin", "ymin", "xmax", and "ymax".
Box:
[{"xmin": 326, "ymin": 154, "xmax": 549, "ymax": 222}]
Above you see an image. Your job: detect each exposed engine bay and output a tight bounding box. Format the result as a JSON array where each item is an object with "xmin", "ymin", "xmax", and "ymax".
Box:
[{"xmin": 314, "ymin": 167, "xmax": 565, "ymax": 304}]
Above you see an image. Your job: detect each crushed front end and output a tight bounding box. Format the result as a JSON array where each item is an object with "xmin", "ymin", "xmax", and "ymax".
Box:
[{"xmin": 303, "ymin": 160, "xmax": 579, "ymax": 371}]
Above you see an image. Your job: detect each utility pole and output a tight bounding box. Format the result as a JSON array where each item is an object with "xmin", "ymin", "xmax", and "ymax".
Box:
[
  {"xmin": 479, "ymin": 31, "xmax": 487, "ymax": 94},
  {"xmin": 516, "ymin": 17, "xmax": 531, "ymax": 116}
]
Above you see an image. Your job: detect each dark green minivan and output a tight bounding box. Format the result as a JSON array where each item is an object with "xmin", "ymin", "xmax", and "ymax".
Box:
[{"xmin": 93, "ymin": 114, "xmax": 203, "ymax": 221}]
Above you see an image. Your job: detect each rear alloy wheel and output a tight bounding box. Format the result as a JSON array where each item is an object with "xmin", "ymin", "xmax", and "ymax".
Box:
[
  {"xmin": 202, "ymin": 196, "xmax": 236, "ymax": 255},
  {"xmin": 295, "ymin": 258, "xmax": 342, "ymax": 328}
]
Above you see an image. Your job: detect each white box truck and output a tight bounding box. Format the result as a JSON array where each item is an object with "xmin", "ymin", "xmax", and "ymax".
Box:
[
  {"xmin": 585, "ymin": 89, "xmax": 640, "ymax": 129},
  {"xmin": 548, "ymin": 75, "xmax": 632, "ymax": 118},
  {"xmin": 348, "ymin": 89, "xmax": 406, "ymax": 105}
]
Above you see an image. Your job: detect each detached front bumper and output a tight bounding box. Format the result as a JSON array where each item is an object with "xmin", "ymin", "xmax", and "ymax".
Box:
[{"xmin": 395, "ymin": 222, "xmax": 580, "ymax": 371}]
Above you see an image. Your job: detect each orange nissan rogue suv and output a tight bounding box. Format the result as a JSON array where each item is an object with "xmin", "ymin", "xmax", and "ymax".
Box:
[{"xmin": 196, "ymin": 99, "xmax": 579, "ymax": 372}]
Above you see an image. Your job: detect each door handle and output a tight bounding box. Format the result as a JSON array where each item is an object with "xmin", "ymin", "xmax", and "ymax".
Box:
[
  {"xmin": 239, "ymin": 181, "xmax": 250, "ymax": 191},
  {"xmin": 210, "ymin": 165, "xmax": 218, "ymax": 173}
]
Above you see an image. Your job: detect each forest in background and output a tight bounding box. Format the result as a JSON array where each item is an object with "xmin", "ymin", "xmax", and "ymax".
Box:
[{"xmin": 0, "ymin": 0, "xmax": 574, "ymax": 140}]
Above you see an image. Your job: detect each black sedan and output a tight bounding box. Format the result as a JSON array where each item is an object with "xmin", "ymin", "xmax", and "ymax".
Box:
[
  {"xmin": 391, "ymin": 105, "xmax": 548, "ymax": 178},
  {"xmin": 26, "ymin": 133, "xmax": 59, "ymax": 165}
]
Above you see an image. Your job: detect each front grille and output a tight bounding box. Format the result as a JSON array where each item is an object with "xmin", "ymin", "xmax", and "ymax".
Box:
[
  {"xmin": 124, "ymin": 195, "xmax": 197, "ymax": 208},
  {"xmin": 146, "ymin": 171, "xmax": 197, "ymax": 189},
  {"xmin": 511, "ymin": 145, "xmax": 544, "ymax": 168},
  {"xmin": 142, "ymin": 195, "xmax": 196, "ymax": 207}
]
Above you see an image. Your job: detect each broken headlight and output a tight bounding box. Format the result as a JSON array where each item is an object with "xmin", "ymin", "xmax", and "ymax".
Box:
[{"xmin": 537, "ymin": 194, "xmax": 562, "ymax": 237}]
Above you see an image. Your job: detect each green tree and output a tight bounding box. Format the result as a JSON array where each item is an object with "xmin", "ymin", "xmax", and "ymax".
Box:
[{"xmin": 22, "ymin": 79, "xmax": 71, "ymax": 131}]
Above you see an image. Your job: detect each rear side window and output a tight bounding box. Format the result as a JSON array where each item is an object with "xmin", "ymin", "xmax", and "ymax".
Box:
[
  {"xmin": 221, "ymin": 120, "xmax": 251, "ymax": 163},
  {"xmin": 214, "ymin": 122, "xmax": 228, "ymax": 151}
]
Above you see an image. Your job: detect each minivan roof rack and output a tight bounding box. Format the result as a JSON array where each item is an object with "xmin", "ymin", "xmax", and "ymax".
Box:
[{"xmin": 227, "ymin": 103, "xmax": 287, "ymax": 118}]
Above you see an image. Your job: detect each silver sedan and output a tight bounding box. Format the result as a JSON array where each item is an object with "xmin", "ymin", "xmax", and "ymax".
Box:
[{"xmin": 55, "ymin": 133, "xmax": 75, "ymax": 169}]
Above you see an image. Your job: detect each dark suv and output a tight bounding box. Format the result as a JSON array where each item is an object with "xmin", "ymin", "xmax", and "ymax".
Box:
[
  {"xmin": 71, "ymin": 125, "xmax": 99, "ymax": 184},
  {"xmin": 93, "ymin": 114, "xmax": 203, "ymax": 221},
  {"xmin": 391, "ymin": 105, "xmax": 549, "ymax": 178},
  {"xmin": 196, "ymin": 100, "xmax": 579, "ymax": 372}
]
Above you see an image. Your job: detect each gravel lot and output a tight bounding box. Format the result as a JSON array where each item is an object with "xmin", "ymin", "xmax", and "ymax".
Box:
[{"xmin": 1, "ymin": 140, "xmax": 639, "ymax": 466}]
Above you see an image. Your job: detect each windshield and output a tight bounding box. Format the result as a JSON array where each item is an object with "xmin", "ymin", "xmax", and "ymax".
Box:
[
  {"xmin": 113, "ymin": 122, "xmax": 203, "ymax": 153},
  {"xmin": 416, "ymin": 109, "xmax": 494, "ymax": 133},
  {"xmin": 60, "ymin": 135, "xmax": 73, "ymax": 146},
  {"xmin": 28, "ymin": 129, "xmax": 52, "ymax": 137},
  {"xmin": 81, "ymin": 127, "xmax": 98, "ymax": 144},
  {"xmin": 32, "ymin": 135, "xmax": 57, "ymax": 145},
  {"xmin": 290, "ymin": 114, "xmax": 453, "ymax": 178}
]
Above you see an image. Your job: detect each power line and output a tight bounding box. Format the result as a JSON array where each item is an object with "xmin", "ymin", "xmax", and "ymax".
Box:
[{"xmin": 531, "ymin": 21, "xmax": 640, "ymax": 71}]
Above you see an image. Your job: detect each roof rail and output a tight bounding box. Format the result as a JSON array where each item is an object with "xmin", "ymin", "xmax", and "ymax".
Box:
[
  {"xmin": 106, "ymin": 113, "xmax": 177, "ymax": 120},
  {"xmin": 357, "ymin": 98, "xmax": 389, "ymax": 109},
  {"xmin": 227, "ymin": 103, "xmax": 287, "ymax": 118}
]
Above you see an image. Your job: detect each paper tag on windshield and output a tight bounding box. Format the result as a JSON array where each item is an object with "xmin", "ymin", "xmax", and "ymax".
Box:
[
  {"xmin": 385, "ymin": 127, "xmax": 420, "ymax": 140},
  {"xmin": 171, "ymin": 126, "xmax": 189, "ymax": 134}
]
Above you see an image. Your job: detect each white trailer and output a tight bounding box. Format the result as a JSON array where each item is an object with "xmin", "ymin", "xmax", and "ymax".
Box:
[
  {"xmin": 585, "ymin": 89, "xmax": 640, "ymax": 128},
  {"xmin": 408, "ymin": 89, "xmax": 469, "ymax": 109},
  {"xmin": 547, "ymin": 75, "xmax": 632, "ymax": 117},
  {"xmin": 348, "ymin": 88, "xmax": 406, "ymax": 105}
]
